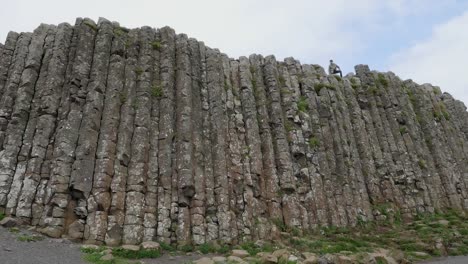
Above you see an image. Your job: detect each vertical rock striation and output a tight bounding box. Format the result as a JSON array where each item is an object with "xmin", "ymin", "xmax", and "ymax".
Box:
[{"xmin": 0, "ymin": 18, "xmax": 467, "ymax": 246}]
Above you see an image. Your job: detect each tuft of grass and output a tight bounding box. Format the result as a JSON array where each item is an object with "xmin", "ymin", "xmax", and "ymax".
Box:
[
  {"xmin": 418, "ymin": 159, "xmax": 427, "ymax": 169},
  {"xmin": 113, "ymin": 27, "xmax": 126, "ymax": 37},
  {"xmin": 119, "ymin": 91, "xmax": 127, "ymax": 104},
  {"xmin": 240, "ymin": 241, "xmax": 274, "ymax": 256},
  {"xmin": 9, "ymin": 227, "xmax": 20, "ymax": 233},
  {"xmin": 217, "ymin": 244, "xmax": 230, "ymax": 254},
  {"xmin": 297, "ymin": 96, "xmax": 308, "ymax": 112},
  {"xmin": 272, "ymin": 218, "xmax": 287, "ymax": 232},
  {"xmin": 309, "ymin": 136, "xmax": 319, "ymax": 149},
  {"xmin": 368, "ymin": 86, "xmax": 380, "ymax": 95},
  {"xmin": 151, "ymin": 41, "xmax": 162, "ymax": 50},
  {"xmin": 151, "ymin": 84, "xmax": 163, "ymax": 98},
  {"xmin": 314, "ymin": 83, "xmax": 335, "ymax": 94},
  {"xmin": 135, "ymin": 67, "xmax": 143, "ymax": 76},
  {"xmin": 377, "ymin": 73, "xmax": 389, "ymax": 87},
  {"xmin": 399, "ymin": 126, "xmax": 407, "ymax": 134},
  {"xmin": 17, "ymin": 234, "xmax": 44, "ymax": 242},
  {"xmin": 197, "ymin": 243, "xmax": 217, "ymax": 254},
  {"xmin": 279, "ymin": 76, "xmax": 286, "ymax": 86},
  {"xmin": 0, "ymin": 212, "xmax": 5, "ymax": 221},
  {"xmin": 112, "ymin": 247, "xmax": 161, "ymax": 259},
  {"xmin": 284, "ymin": 120, "xmax": 294, "ymax": 132},
  {"xmin": 159, "ymin": 241, "xmax": 176, "ymax": 252},
  {"xmin": 179, "ymin": 244, "xmax": 194, "ymax": 253}
]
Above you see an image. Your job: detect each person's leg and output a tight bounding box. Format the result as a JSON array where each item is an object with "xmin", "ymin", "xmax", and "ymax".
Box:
[{"xmin": 339, "ymin": 71, "xmax": 342, "ymax": 77}]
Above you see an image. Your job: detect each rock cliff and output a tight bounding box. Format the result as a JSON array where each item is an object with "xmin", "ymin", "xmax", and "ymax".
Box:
[{"xmin": 0, "ymin": 18, "xmax": 467, "ymax": 246}]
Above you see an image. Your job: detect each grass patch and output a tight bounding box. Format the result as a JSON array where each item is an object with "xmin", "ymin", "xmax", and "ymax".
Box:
[
  {"xmin": 151, "ymin": 41, "xmax": 162, "ymax": 50},
  {"xmin": 112, "ymin": 248, "xmax": 161, "ymax": 259},
  {"xmin": 377, "ymin": 73, "xmax": 389, "ymax": 87},
  {"xmin": 159, "ymin": 241, "xmax": 176, "ymax": 252},
  {"xmin": 284, "ymin": 120, "xmax": 294, "ymax": 132},
  {"xmin": 279, "ymin": 76, "xmax": 286, "ymax": 86},
  {"xmin": 309, "ymin": 136, "xmax": 319, "ymax": 149},
  {"xmin": 0, "ymin": 212, "xmax": 5, "ymax": 221},
  {"xmin": 135, "ymin": 67, "xmax": 143, "ymax": 76},
  {"xmin": 239, "ymin": 241, "xmax": 274, "ymax": 256},
  {"xmin": 17, "ymin": 234, "xmax": 44, "ymax": 242},
  {"xmin": 399, "ymin": 126, "xmax": 407, "ymax": 134},
  {"xmin": 418, "ymin": 159, "xmax": 427, "ymax": 169},
  {"xmin": 314, "ymin": 83, "xmax": 335, "ymax": 94},
  {"xmin": 151, "ymin": 84, "xmax": 163, "ymax": 98},
  {"xmin": 9, "ymin": 227, "xmax": 20, "ymax": 233},
  {"xmin": 297, "ymin": 96, "xmax": 308, "ymax": 112},
  {"xmin": 113, "ymin": 27, "xmax": 127, "ymax": 37}
]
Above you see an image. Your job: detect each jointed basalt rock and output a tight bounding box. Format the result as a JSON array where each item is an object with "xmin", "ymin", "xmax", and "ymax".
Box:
[{"xmin": 0, "ymin": 18, "xmax": 467, "ymax": 246}]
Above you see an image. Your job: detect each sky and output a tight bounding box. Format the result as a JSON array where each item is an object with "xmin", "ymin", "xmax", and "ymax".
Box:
[{"xmin": 1, "ymin": 0, "xmax": 468, "ymax": 104}]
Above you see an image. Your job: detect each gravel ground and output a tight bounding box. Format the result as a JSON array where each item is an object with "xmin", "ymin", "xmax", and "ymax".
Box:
[
  {"xmin": 0, "ymin": 226, "xmax": 85, "ymax": 264},
  {"xmin": 419, "ymin": 256, "xmax": 468, "ymax": 264}
]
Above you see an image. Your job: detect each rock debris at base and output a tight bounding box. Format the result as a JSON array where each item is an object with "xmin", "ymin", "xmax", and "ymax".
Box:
[{"xmin": 0, "ymin": 17, "xmax": 467, "ymax": 247}]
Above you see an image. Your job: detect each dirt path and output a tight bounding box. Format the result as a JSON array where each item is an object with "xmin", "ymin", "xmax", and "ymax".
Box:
[
  {"xmin": 0, "ymin": 226, "xmax": 85, "ymax": 264},
  {"xmin": 419, "ymin": 256, "xmax": 468, "ymax": 264},
  {"xmin": 0, "ymin": 226, "xmax": 211, "ymax": 264}
]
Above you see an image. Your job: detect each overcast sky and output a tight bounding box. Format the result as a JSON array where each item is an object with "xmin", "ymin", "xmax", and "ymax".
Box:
[{"xmin": 1, "ymin": 0, "xmax": 468, "ymax": 104}]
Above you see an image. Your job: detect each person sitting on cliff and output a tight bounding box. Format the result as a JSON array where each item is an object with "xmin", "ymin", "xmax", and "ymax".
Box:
[{"xmin": 328, "ymin": 59, "xmax": 342, "ymax": 77}]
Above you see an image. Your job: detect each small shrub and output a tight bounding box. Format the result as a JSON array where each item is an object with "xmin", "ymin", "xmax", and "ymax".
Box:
[
  {"xmin": 159, "ymin": 241, "xmax": 176, "ymax": 252},
  {"xmin": 442, "ymin": 111, "xmax": 450, "ymax": 120},
  {"xmin": 272, "ymin": 218, "xmax": 287, "ymax": 232},
  {"xmin": 179, "ymin": 244, "xmax": 194, "ymax": 252},
  {"xmin": 119, "ymin": 91, "xmax": 127, "ymax": 103},
  {"xmin": 151, "ymin": 84, "xmax": 163, "ymax": 98},
  {"xmin": 251, "ymin": 79, "xmax": 257, "ymax": 91},
  {"xmin": 135, "ymin": 67, "xmax": 143, "ymax": 76},
  {"xmin": 399, "ymin": 126, "xmax": 407, "ymax": 134},
  {"xmin": 418, "ymin": 159, "xmax": 427, "ymax": 169},
  {"xmin": 368, "ymin": 86, "xmax": 380, "ymax": 95},
  {"xmin": 309, "ymin": 136, "xmax": 319, "ymax": 149},
  {"xmin": 297, "ymin": 96, "xmax": 308, "ymax": 112},
  {"xmin": 217, "ymin": 244, "xmax": 230, "ymax": 254},
  {"xmin": 198, "ymin": 243, "xmax": 217, "ymax": 254},
  {"xmin": 284, "ymin": 120, "xmax": 294, "ymax": 132},
  {"xmin": 250, "ymin": 65, "xmax": 256, "ymax": 74},
  {"xmin": 314, "ymin": 83, "xmax": 334, "ymax": 93},
  {"xmin": 151, "ymin": 41, "xmax": 162, "ymax": 50},
  {"xmin": 377, "ymin": 73, "xmax": 389, "ymax": 87},
  {"xmin": 113, "ymin": 28, "xmax": 126, "ymax": 37},
  {"xmin": 279, "ymin": 76, "xmax": 286, "ymax": 86},
  {"xmin": 112, "ymin": 247, "xmax": 161, "ymax": 259}
]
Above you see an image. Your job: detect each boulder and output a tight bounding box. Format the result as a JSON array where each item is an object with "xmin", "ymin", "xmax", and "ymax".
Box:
[
  {"xmin": 141, "ymin": 241, "xmax": 160, "ymax": 250},
  {"xmin": 0, "ymin": 217, "xmax": 18, "ymax": 227},
  {"xmin": 231, "ymin": 249, "xmax": 250, "ymax": 258},
  {"xmin": 194, "ymin": 257, "xmax": 215, "ymax": 264},
  {"xmin": 121, "ymin": 244, "xmax": 140, "ymax": 251}
]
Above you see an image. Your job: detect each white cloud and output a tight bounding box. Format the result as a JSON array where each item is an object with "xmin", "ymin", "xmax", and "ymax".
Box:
[
  {"xmin": 0, "ymin": 0, "xmax": 382, "ymax": 68},
  {"xmin": 390, "ymin": 10, "xmax": 468, "ymax": 104}
]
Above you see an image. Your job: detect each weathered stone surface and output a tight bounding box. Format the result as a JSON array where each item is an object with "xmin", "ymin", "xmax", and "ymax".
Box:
[{"xmin": 0, "ymin": 18, "xmax": 467, "ymax": 247}]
